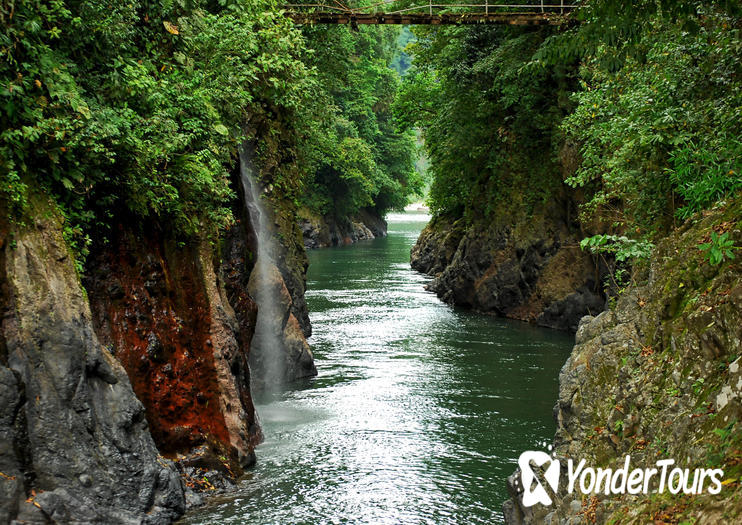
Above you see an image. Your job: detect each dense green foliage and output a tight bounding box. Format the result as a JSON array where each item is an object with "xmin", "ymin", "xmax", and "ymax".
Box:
[
  {"xmin": 1, "ymin": 0, "xmax": 313, "ymax": 257},
  {"xmin": 298, "ymin": 25, "xmax": 420, "ymax": 219},
  {"xmin": 699, "ymin": 231, "xmax": 737, "ymax": 265},
  {"xmin": 579, "ymin": 234, "xmax": 654, "ymax": 263},
  {"xmin": 560, "ymin": 2, "xmax": 742, "ymax": 234},
  {"xmin": 399, "ymin": 0, "xmax": 741, "ymax": 242},
  {"xmin": 2, "ymin": 0, "xmax": 418, "ymax": 263},
  {"xmin": 395, "ymin": 25, "xmax": 568, "ymax": 219},
  {"xmin": 5, "ymin": 0, "xmax": 738, "ymax": 262}
]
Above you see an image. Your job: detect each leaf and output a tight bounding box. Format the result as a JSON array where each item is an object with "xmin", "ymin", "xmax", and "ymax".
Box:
[
  {"xmin": 163, "ymin": 21, "xmax": 179, "ymax": 35},
  {"xmin": 72, "ymin": 100, "xmax": 91, "ymax": 119},
  {"xmin": 212, "ymin": 124, "xmax": 229, "ymax": 136}
]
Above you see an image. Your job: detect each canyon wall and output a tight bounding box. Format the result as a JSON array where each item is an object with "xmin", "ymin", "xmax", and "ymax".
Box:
[
  {"xmin": 85, "ymin": 225, "xmax": 262, "ymax": 472},
  {"xmin": 0, "ymin": 160, "xmax": 317, "ymax": 521},
  {"xmin": 504, "ymin": 200, "xmax": 742, "ymax": 524},
  {"xmin": 411, "ymin": 191, "xmax": 605, "ymax": 332},
  {"xmin": 84, "ymin": 181, "xmax": 317, "ymax": 471},
  {"xmin": 0, "ymin": 197, "xmax": 185, "ymax": 524},
  {"xmin": 243, "ymin": 185, "xmax": 318, "ymax": 388},
  {"xmin": 299, "ymin": 208, "xmax": 387, "ymax": 250}
]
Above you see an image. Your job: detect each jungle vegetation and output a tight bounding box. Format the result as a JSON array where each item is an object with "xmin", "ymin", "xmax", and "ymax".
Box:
[
  {"xmin": 2, "ymin": 0, "xmax": 740, "ymax": 264},
  {"xmin": 397, "ymin": 0, "xmax": 741, "ymax": 245},
  {"xmin": 1, "ymin": 0, "xmax": 419, "ymax": 264}
]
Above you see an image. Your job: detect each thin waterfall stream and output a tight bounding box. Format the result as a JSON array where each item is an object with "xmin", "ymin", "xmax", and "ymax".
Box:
[{"xmin": 239, "ymin": 147, "xmax": 288, "ymax": 390}]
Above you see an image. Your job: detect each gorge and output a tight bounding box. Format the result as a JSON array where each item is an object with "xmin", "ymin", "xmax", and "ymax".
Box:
[
  {"xmin": 1, "ymin": 1, "xmax": 740, "ymax": 524},
  {"xmin": 183, "ymin": 212, "xmax": 575, "ymax": 524}
]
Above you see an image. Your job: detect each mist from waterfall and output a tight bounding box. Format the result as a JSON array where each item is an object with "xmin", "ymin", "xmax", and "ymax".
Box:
[{"xmin": 239, "ymin": 146, "xmax": 285, "ymax": 391}]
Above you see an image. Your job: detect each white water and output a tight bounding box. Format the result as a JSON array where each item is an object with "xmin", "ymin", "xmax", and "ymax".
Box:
[{"xmin": 239, "ymin": 147, "xmax": 285, "ymax": 389}]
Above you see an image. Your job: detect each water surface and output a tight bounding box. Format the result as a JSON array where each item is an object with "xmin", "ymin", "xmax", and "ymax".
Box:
[{"xmin": 183, "ymin": 212, "xmax": 573, "ymax": 524}]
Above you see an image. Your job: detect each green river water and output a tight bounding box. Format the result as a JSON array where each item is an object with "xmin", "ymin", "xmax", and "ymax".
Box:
[{"xmin": 183, "ymin": 211, "xmax": 574, "ymax": 524}]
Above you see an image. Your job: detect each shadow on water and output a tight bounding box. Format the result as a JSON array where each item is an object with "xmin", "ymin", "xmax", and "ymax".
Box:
[{"xmin": 181, "ymin": 211, "xmax": 574, "ymax": 525}]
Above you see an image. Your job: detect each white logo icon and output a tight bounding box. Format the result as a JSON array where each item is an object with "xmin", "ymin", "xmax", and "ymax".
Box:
[{"xmin": 519, "ymin": 451, "xmax": 560, "ymax": 507}]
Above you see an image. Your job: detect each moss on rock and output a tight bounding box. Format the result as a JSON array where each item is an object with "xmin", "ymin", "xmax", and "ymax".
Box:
[{"xmin": 505, "ymin": 198, "xmax": 742, "ymax": 524}]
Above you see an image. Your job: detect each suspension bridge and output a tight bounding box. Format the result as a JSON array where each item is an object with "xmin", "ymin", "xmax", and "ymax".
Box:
[{"xmin": 284, "ymin": 1, "xmax": 578, "ymax": 25}]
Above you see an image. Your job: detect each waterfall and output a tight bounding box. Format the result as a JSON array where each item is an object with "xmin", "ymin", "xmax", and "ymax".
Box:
[{"xmin": 238, "ymin": 146, "xmax": 286, "ymax": 390}]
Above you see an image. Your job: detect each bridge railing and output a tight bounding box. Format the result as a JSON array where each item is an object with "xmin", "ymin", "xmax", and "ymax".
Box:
[{"xmin": 284, "ymin": 0, "xmax": 579, "ymax": 16}]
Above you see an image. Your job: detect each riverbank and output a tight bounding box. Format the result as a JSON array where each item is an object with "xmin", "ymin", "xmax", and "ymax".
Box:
[
  {"xmin": 299, "ymin": 208, "xmax": 388, "ymax": 249},
  {"xmin": 411, "ymin": 200, "xmax": 605, "ymax": 332},
  {"xmin": 504, "ymin": 199, "xmax": 742, "ymax": 524}
]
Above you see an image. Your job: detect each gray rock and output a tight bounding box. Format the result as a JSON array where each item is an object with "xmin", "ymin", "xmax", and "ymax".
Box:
[
  {"xmin": 504, "ymin": 201, "xmax": 742, "ymax": 523},
  {"xmin": 1, "ymin": 208, "xmax": 185, "ymax": 523},
  {"xmin": 410, "ymin": 208, "xmax": 606, "ymax": 332},
  {"xmin": 300, "ymin": 208, "xmax": 388, "ymax": 250}
]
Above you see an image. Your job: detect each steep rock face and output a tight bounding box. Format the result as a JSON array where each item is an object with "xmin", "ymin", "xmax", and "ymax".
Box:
[
  {"xmin": 504, "ymin": 201, "xmax": 742, "ymax": 524},
  {"xmin": 0, "ymin": 200, "xmax": 185, "ymax": 524},
  {"xmin": 244, "ymin": 117, "xmax": 313, "ymax": 340},
  {"xmin": 411, "ymin": 199, "xmax": 604, "ymax": 331},
  {"xmin": 236, "ymin": 170, "xmax": 317, "ymax": 384},
  {"xmin": 299, "ymin": 208, "xmax": 387, "ymax": 250},
  {"xmin": 247, "ymin": 260, "xmax": 317, "ymax": 389},
  {"xmin": 84, "ymin": 182, "xmax": 317, "ymax": 471},
  {"xmin": 270, "ymin": 200, "xmax": 313, "ymax": 338},
  {"xmin": 86, "ymin": 225, "xmax": 261, "ymax": 470}
]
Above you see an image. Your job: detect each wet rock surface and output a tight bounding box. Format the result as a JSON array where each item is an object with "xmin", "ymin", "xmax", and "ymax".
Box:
[
  {"xmin": 86, "ymin": 226, "xmax": 260, "ymax": 470},
  {"xmin": 411, "ymin": 201, "xmax": 604, "ymax": 331},
  {"xmin": 300, "ymin": 208, "xmax": 387, "ymax": 250},
  {"xmin": 262, "ymin": 196, "xmax": 313, "ymax": 339},
  {"xmin": 504, "ymin": 201, "xmax": 742, "ymax": 524},
  {"xmin": 174, "ymin": 444, "xmax": 242, "ymax": 509},
  {"xmin": 0, "ymin": 200, "xmax": 185, "ymax": 524},
  {"xmin": 247, "ymin": 260, "xmax": 317, "ymax": 388},
  {"xmin": 234, "ymin": 163, "xmax": 318, "ymax": 385}
]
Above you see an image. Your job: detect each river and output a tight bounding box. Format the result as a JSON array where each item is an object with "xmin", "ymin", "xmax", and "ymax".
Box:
[{"xmin": 182, "ymin": 211, "xmax": 574, "ymax": 524}]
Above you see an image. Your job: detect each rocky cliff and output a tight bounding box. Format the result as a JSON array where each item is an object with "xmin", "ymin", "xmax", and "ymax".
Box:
[
  {"xmin": 504, "ymin": 200, "xmax": 742, "ymax": 524},
  {"xmin": 241, "ymin": 188, "xmax": 318, "ymax": 388},
  {"xmin": 0, "ymin": 196, "xmax": 185, "ymax": 524},
  {"xmin": 411, "ymin": 194, "xmax": 605, "ymax": 332},
  {"xmin": 84, "ymin": 178, "xmax": 317, "ymax": 468},
  {"xmin": 266, "ymin": 196, "xmax": 314, "ymax": 339},
  {"xmin": 0, "ymin": 156, "xmax": 318, "ymax": 521},
  {"xmin": 85, "ymin": 225, "xmax": 262, "ymax": 472},
  {"xmin": 299, "ymin": 208, "xmax": 387, "ymax": 250}
]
